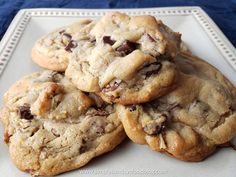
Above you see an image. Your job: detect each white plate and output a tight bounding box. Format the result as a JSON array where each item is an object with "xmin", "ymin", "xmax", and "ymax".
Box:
[{"xmin": 0, "ymin": 7, "xmax": 236, "ymax": 177}]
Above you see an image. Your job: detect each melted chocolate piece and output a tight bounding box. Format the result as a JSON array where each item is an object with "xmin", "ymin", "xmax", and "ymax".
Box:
[
  {"xmin": 86, "ymin": 108, "xmax": 109, "ymax": 117},
  {"xmin": 102, "ymin": 80, "xmax": 122, "ymax": 93},
  {"xmin": 103, "ymin": 36, "xmax": 116, "ymax": 45},
  {"xmin": 109, "ymin": 95, "xmax": 117, "ymax": 102},
  {"xmin": 79, "ymin": 138, "xmax": 88, "ymax": 153},
  {"xmin": 147, "ymin": 33, "xmax": 156, "ymax": 42},
  {"xmin": 65, "ymin": 40, "xmax": 77, "ymax": 52},
  {"xmin": 143, "ymin": 123, "xmax": 165, "ymax": 135},
  {"xmin": 82, "ymin": 138, "xmax": 86, "ymax": 144},
  {"xmin": 145, "ymin": 62, "xmax": 162, "ymax": 78},
  {"xmin": 18, "ymin": 104, "xmax": 34, "ymax": 120},
  {"xmin": 116, "ymin": 40, "xmax": 138, "ymax": 56},
  {"xmin": 95, "ymin": 126, "xmax": 105, "ymax": 136},
  {"xmin": 51, "ymin": 71, "xmax": 64, "ymax": 82},
  {"xmin": 63, "ymin": 33, "xmax": 72, "ymax": 40},
  {"xmin": 79, "ymin": 145, "xmax": 87, "ymax": 154},
  {"xmin": 93, "ymin": 109, "xmax": 109, "ymax": 116},
  {"xmin": 157, "ymin": 52, "xmax": 173, "ymax": 61},
  {"xmin": 145, "ymin": 100, "xmax": 179, "ymax": 112},
  {"xmin": 90, "ymin": 38, "xmax": 96, "ymax": 44},
  {"xmin": 59, "ymin": 30, "xmax": 65, "ymax": 34},
  {"xmin": 129, "ymin": 105, "xmax": 137, "ymax": 112},
  {"xmin": 51, "ymin": 128, "xmax": 60, "ymax": 137}
]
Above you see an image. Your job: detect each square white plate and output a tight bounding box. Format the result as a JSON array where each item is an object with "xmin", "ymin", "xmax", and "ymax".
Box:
[{"xmin": 0, "ymin": 7, "xmax": 236, "ymax": 177}]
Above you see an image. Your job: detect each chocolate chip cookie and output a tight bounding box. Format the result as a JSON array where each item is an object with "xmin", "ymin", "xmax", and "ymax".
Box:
[
  {"xmin": 65, "ymin": 12, "xmax": 181, "ymax": 104},
  {"xmin": 31, "ymin": 20, "xmax": 96, "ymax": 71},
  {"xmin": 1, "ymin": 70, "xmax": 125, "ymax": 176},
  {"xmin": 117, "ymin": 53, "xmax": 236, "ymax": 161}
]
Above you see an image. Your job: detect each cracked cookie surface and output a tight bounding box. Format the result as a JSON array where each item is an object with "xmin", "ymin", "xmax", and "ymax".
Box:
[
  {"xmin": 1, "ymin": 70, "xmax": 125, "ymax": 176},
  {"xmin": 117, "ymin": 53, "xmax": 236, "ymax": 161},
  {"xmin": 65, "ymin": 12, "xmax": 181, "ymax": 104},
  {"xmin": 31, "ymin": 20, "xmax": 96, "ymax": 71}
]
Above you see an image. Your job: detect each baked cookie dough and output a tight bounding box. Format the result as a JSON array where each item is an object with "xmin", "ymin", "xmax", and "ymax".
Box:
[
  {"xmin": 117, "ymin": 53, "xmax": 236, "ymax": 161},
  {"xmin": 65, "ymin": 12, "xmax": 181, "ymax": 104},
  {"xmin": 1, "ymin": 70, "xmax": 125, "ymax": 176},
  {"xmin": 31, "ymin": 20, "xmax": 96, "ymax": 71}
]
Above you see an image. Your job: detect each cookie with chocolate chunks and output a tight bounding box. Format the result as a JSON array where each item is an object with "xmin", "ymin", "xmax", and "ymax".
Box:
[
  {"xmin": 117, "ymin": 53, "xmax": 236, "ymax": 161},
  {"xmin": 0, "ymin": 70, "xmax": 125, "ymax": 176},
  {"xmin": 31, "ymin": 19, "xmax": 96, "ymax": 71},
  {"xmin": 65, "ymin": 12, "xmax": 181, "ymax": 104}
]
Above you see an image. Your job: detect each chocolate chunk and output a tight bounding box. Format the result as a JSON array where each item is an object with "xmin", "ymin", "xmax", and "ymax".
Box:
[
  {"xmin": 147, "ymin": 34, "xmax": 156, "ymax": 42},
  {"xmin": 158, "ymin": 52, "xmax": 173, "ymax": 61},
  {"xmin": 59, "ymin": 30, "xmax": 65, "ymax": 34},
  {"xmin": 84, "ymin": 92, "xmax": 90, "ymax": 96},
  {"xmin": 109, "ymin": 95, "xmax": 117, "ymax": 102},
  {"xmin": 82, "ymin": 138, "xmax": 86, "ymax": 144},
  {"xmin": 86, "ymin": 108, "xmax": 109, "ymax": 117},
  {"xmin": 139, "ymin": 62, "xmax": 162, "ymax": 78},
  {"xmin": 51, "ymin": 128, "xmax": 60, "ymax": 137},
  {"xmin": 102, "ymin": 79, "xmax": 122, "ymax": 93},
  {"xmin": 144, "ymin": 62, "xmax": 162, "ymax": 78},
  {"xmin": 93, "ymin": 109, "xmax": 109, "ymax": 116},
  {"xmin": 129, "ymin": 105, "xmax": 137, "ymax": 112},
  {"xmin": 116, "ymin": 40, "xmax": 138, "ymax": 56},
  {"xmin": 18, "ymin": 104, "xmax": 34, "ymax": 120},
  {"xmin": 30, "ymin": 128, "xmax": 40, "ymax": 137},
  {"xmin": 90, "ymin": 38, "xmax": 96, "ymax": 44},
  {"xmin": 63, "ymin": 33, "xmax": 72, "ymax": 40},
  {"xmin": 143, "ymin": 123, "xmax": 165, "ymax": 135},
  {"xmin": 79, "ymin": 145, "xmax": 87, "ymax": 154},
  {"xmin": 146, "ymin": 100, "xmax": 179, "ymax": 112},
  {"xmin": 95, "ymin": 126, "xmax": 105, "ymax": 135},
  {"xmin": 51, "ymin": 71, "xmax": 63, "ymax": 82},
  {"xmin": 79, "ymin": 138, "xmax": 88, "ymax": 154},
  {"xmin": 65, "ymin": 40, "xmax": 77, "ymax": 52},
  {"xmin": 103, "ymin": 36, "xmax": 116, "ymax": 45}
]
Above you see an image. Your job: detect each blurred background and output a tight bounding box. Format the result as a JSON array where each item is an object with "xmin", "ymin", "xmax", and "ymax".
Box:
[{"xmin": 0, "ymin": 0, "xmax": 235, "ymax": 47}]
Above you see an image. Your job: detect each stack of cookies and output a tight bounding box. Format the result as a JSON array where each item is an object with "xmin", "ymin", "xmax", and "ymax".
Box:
[{"xmin": 1, "ymin": 12, "xmax": 236, "ymax": 176}]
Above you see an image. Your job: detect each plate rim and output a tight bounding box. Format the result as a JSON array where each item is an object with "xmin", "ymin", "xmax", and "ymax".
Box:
[{"xmin": 0, "ymin": 6, "xmax": 235, "ymax": 78}]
